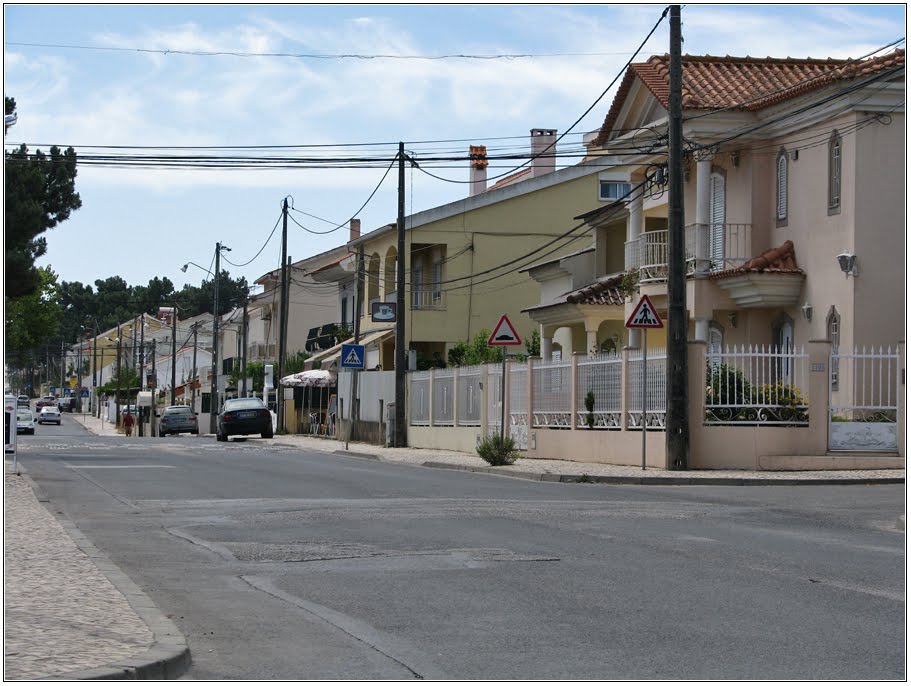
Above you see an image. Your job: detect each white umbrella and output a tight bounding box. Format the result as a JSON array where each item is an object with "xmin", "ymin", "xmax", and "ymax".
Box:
[{"xmin": 280, "ymin": 369, "xmax": 336, "ymax": 388}]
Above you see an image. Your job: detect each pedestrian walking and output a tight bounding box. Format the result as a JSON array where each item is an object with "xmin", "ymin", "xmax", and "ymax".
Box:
[{"xmin": 123, "ymin": 411, "xmax": 135, "ymax": 437}]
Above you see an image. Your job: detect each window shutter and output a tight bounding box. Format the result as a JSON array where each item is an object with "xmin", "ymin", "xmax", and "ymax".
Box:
[
  {"xmin": 777, "ymin": 154, "xmax": 788, "ymax": 220},
  {"xmin": 709, "ymin": 173, "xmax": 725, "ymax": 269}
]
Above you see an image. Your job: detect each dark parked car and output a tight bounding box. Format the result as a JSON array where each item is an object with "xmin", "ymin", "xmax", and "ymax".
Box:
[
  {"xmin": 216, "ymin": 397, "xmax": 273, "ymax": 442},
  {"xmin": 36, "ymin": 396, "xmax": 57, "ymax": 409},
  {"xmin": 159, "ymin": 405, "xmax": 199, "ymax": 436}
]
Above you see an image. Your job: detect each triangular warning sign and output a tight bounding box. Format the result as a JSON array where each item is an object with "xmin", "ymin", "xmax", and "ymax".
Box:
[
  {"xmin": 344, "ymin": 348, "xmax": 363, "ymax": 366},
  {"xmin": 488, "ymin": 314, "xmax": 522, "ymax": 346},
  {"xmin": 625, "ymin": 294, "xmax": 664, "ymax": 329}
]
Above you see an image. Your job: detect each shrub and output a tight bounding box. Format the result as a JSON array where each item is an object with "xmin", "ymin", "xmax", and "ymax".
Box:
[
  {"xmin": 477, "ymin": 433, "xmax": 520, "ymax": 466},
  {"xmin": 755, "ymin": 382, "xmax": 809, "ymax": 422},
  {"xmin": 584, "ymin": 390, "xmax": 596, "ymax": 429}
]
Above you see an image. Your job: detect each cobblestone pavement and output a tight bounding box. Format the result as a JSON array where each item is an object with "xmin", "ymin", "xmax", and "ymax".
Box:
[{"xmin": 4, "ymin": 471, "xmax": 154, "ymax": 680}]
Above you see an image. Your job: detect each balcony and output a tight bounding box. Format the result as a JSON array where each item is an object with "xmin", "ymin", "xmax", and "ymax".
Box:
[
  {"xmin": 247, "ymin": 342, "xmax": 277, "ymax": 360},
  {"xmin": 412, "ymin": 289, "xmax": 445, "ymax": 310},
  {"xmin": 624, "ymin": 223, "xmax": 752, "ymax": 283}
]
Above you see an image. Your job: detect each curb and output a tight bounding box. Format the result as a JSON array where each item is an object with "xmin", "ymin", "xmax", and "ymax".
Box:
[
  {"xmin": 19, "ymin": 468, "xmax": 192, "ymax": 681},
  {"xmin": 419, "ymin": 461, "xmax": 905, "ymax": 486}
]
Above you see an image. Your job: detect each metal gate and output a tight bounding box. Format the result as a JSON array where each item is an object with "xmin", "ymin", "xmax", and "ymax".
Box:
[{"xmin": 829, "ymin": 346, "xmax": 900, "ymax": 451}]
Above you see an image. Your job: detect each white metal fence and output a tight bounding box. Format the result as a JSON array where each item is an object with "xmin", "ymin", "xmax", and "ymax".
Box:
[
  {"xmin": 627, "ymin": 347, "xmax": 667, "ymax": 429},
  {"xmin": 457, "ymin": 365, "xmax": 482, "ymax": 426},
  {"xmin": 531, "ymin": 359, "xmax": 572, "ymax": 428},
  {"xmin": 576, "ymin": 352, "xmax": 623, "ymax": 429},
  {"xmin": 829, "ymin": 346, "xmax": 900, "ymax": 450},
  {"xmin": 409, "ymin": 370, "xmax": 431, "ymax": 426},
  {"xmin": 432, "ymin": 368, "xmax": 455, "ymax": 426},
  {"xmin": 705, "ymin": 345, "xmax": 809, "ymax": 425}
]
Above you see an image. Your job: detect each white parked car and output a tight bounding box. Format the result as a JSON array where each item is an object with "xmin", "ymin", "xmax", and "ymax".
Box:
[
  {"xmin": 16, "ymin": 409, "xmax": 35, "ymax": 435},
  {"xmin": 38, "ymin": 406, "xmax": 62, "ymax": 425}
]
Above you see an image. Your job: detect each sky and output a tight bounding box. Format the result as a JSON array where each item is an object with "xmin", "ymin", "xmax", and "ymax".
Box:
[{"xmin": 3, "ymin": 3, "xmax": 906, "ymax": 296}]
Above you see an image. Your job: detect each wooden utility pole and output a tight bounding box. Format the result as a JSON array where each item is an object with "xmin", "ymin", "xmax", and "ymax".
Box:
[
  {"xmin": 666, "ymin": 4, "xmax": 689, "ymax": 470},
  {"xmin": 150, "ymin": 340, "xmax": 157, "ymax": 436},
  {"xmin": 191, "ymin": 323, "xmax": 199, "ymax": 410},
  {"xmin": 277, "ymin": 198, "xmax": 289, "ymax": 431},
  {"xmin": 170, "ymin": 307, "xmax": 177, "ymax": 405},
  {"xmin": 394, "ymin": 142, "xmax": 407, "ymax": 447},
  {"xmin": 210, "ymin": 243, "xmax": 224, "ymax": 432}
]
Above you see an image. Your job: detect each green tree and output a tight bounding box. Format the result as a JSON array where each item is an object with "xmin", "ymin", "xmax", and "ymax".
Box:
[
  {"xmin": 5, "ymin": 266, "xmax": 63, "ymax": 367},
  {"xmin": 446, "ymin": 329, "xmax": 505, "ymax": 366},
  {"xmin": 5, "ymin": 99, "xmax": 82, "ymax": 298},
  {"xmin": 284, "ymin": 351, "xmax": 310, "ymax": 376}
]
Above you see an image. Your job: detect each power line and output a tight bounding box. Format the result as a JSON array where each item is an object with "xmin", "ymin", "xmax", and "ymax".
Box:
[
  {"xmin": 222, "ymin": 211, "xmax": 284, "ymax": 268},
  {"xmin": 4, "ymin": 41, "xmax": 669, "ymax": 61}
]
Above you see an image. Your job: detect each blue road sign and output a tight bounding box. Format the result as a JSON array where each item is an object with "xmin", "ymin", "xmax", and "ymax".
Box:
[
  {"xmin": 340, "ymin": 343, "xmax": 366, "ymax": 370},
  {"xmin": 80, "ymin": 389, "xmax": 90, "ymax": 398},
  {"xmin": 49, "ymin": 386, "xmax": 56, "ymax": 395}
]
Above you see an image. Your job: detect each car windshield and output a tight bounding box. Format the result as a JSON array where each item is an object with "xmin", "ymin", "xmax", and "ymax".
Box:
[
  {"xmin": 164, "ymin": 406, "xmax": 193, "ymax": 415},
  {"xmin": 224, "ymin": 399, "xmax": 267, "ymax": 411},
  {"xmin": 17, "ymin": 411, "xmax": 32, "ymax": 420}
]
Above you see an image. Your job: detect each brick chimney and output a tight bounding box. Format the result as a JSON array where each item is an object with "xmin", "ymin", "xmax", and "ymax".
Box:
[
  {"xmin": 469, "ymin": 144, "xmax": 488, "ymax": 196},
  {"xmin": 530, "ymin": 128, "xmax": 557, "ymax": 178},
  {"xmin": 349, "ymin": 218, "xmax": 361, "ymax": 243}
]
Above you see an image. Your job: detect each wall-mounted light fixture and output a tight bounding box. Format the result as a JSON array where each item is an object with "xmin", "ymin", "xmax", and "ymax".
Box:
[
  {"xmin": 801, "ymin": 302, "xmax": 813, "ymax": 321},
  {"xmin": 836, "ymin": 251, "xmax": 858, "ymax": 278},
  {"xmin": 727, "ymin": 312, "xmax": 738, "ymax": 328},
  {"xmin": 730, "ymin": 150, "xmax": 740, "ymax": 167}
]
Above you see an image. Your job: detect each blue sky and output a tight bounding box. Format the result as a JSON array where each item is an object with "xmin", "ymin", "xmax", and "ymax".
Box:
[{"xmin": 3, "ymin": 3, "xmax": 906, "ymax": 294}]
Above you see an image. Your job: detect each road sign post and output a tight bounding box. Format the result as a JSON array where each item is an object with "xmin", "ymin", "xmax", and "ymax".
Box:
[
  {"xmin": 626, "ymin": 295, "xmax": 664, "ymax": 470},
  {"xmin": 488, "ymin": 315, "xmax": 523, "ymax": 444},
  {"xmin": 4, "ymin": 396, "xmax": 17, "ymax": 474}
]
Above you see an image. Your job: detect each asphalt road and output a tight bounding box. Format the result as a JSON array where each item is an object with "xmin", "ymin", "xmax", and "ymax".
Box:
[{"xmin": 16, "ymin": 416, "xmax": 906, "ymax": 680}]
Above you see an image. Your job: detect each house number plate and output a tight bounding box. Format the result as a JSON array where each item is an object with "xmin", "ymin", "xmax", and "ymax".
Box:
[{"xmin": 810, "ymin": 363, "xmax": 825, "ymax": 372}]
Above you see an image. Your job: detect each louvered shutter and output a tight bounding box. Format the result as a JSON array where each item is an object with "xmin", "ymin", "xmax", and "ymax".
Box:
[
  {"xmin": 709, "ymin": 173, "xmax": 725, "ymax": 270},
  {"xmin": 777, "ymin": 154, "xmax": 787, "ymax": 220}
]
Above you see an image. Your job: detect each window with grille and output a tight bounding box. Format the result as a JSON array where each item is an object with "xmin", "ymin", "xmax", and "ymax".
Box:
[
  {"xmin": 828, "ymin": 307, "xmax": 840, "ymax": 388},
  {"xmin": 776, "ymin": 149, "xmax": 788, "ymax": 223},
  {"xmin": 432, "ymin": 260, "xmax": 442, "ymax": 303},
  {"xmin": 828, "ymin": 132, "xmax": 841, "ymax": 212}
]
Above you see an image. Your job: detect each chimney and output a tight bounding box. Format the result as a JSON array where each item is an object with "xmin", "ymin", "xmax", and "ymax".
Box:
[
  {"xmin": 469, "ymin": 145, "xmax": 488, "ymax": 196},
  {"xmin": 349, "ymin": 218, "xmax": 361, "ymax": 243},
  {"xmin": 530, "ymin": 128, "xmax": 557, "ymax": 178}
]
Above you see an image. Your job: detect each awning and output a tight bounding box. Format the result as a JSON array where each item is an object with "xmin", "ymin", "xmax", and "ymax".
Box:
[
  {"xmin": 310, "ymin": 328, "xmax": 394, "ymax": 370},
  {"xmin": 280, "ymin": 369, "xmax": 337, "ymax": 387}
]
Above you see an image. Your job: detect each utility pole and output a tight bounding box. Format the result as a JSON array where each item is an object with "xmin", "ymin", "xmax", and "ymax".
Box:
[
  {"xmin": 150, "ymin": 340, "xmax": 157, "ymax": 437},
  {"xmin": 277, "ymin": 197, "xmax": 289, "ymax": 432},
  {"xmin": 241, "ymin": 297, "xmax": 248, "ymax": 397},
  {"xmin": 60, "ymin": 340, "xmax": 65, "ymax": 395},
  {"xmin": 191, "ymin": 323, "xmax": 199, "ymax": 410},
  {"xmin": 170, "ymin": 305, "xmax": 178, "ymax": 405},
  {"xmin": 666, "ymin": 4, "xmax": 689, "ymax": 470},
  {"xmin": 139, "ymin": 314, "xmax": 145, "ymax": 390},
  {"xmin": 394, "ymin": 142, "xmax": 407, "ymax": 447},
  {"xmin": 92, "ymin": 331, "xmax": 98, "ymax": 416},
  {"xmin": 115, "ymin": 324, "xmax": 122, "ymax": 427},
  {"xmin": 210, "ymin": 243, "xmax": 226, "ymax": 432}
]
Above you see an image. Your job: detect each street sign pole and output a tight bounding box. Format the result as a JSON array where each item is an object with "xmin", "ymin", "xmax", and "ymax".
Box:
[
  {"xmin": 487, "ymin": 314, "xmax": 522, "ymax": 445},
  {"xmin": 500, "ymin": 349, "xmax": 507, "ymax": 444},
  {"xmin": 642, "ymin": 328, "xmax": 647, "ymax": 471}
]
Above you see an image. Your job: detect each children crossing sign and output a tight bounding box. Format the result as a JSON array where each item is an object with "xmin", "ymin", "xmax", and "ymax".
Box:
[
  {"xmin": 625, "ymin": 294, "xmax": 663, "ymax": 329},
  {"xmin": 341, "ymin": 343, "xmax": 366, "ymax": 369},
  {"xmin": 487, "ymin": 314, "xmax": 522, "ymax": 346}
]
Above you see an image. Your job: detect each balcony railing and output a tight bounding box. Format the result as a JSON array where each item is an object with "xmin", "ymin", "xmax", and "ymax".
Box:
[
  {"xmin": 412, "ymin": 289, "xmax": 445, "ymax": 310},
  {"xmin": 625, "ymin": 223, "xmax": 752, "ymax": 283}
]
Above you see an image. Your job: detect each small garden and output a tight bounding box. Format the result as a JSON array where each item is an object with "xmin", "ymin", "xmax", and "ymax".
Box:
[{"xmin": 704, "ymin": 362, "xmax": 809, "ymax": 425}]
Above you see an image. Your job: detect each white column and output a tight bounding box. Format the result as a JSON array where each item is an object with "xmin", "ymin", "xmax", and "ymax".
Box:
[
  {"xmin": 626, "ymin": 185, "xmax": 644, "ymax": 271},
  {"xmin": 695, "ymin": 319, "xmax": 709, "ymax": 342},
  {"xmin": 586, "ymin": 329, "xmax": 599, "ymax": 356},
  {"xmin": 541, "ymin": 335, "xmax": 553, "ymax": 362},
  {"xmin": 628, "ymin": 328, "xmax": 641, "ymax": 348}
]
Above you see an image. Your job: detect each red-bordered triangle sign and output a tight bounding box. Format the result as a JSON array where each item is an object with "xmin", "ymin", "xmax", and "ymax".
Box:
[
  {"xmin": 625, "ymin": 294, "xmax": 664, "ymax": 329},
  {"xmin": 488, "ymin": 314, "xmax": 522, "ymax": 346}
]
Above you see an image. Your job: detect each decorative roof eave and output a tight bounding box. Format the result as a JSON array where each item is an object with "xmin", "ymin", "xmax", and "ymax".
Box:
[
  {"xmin": 565, "ymin": 273, "xmax": 626, "ymax": 306},
  {"xmin": 592, "ymin": 49, "xmax": 905, "ymax": 147},
  {"xmin": 712, "ymin": 272, "xmax": 805, "ymax": 309}
]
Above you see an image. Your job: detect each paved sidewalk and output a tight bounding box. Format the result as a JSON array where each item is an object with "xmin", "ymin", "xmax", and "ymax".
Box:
[{"xmin": 4, "ymin": 436, "xmax": 189, "ymax": 679}]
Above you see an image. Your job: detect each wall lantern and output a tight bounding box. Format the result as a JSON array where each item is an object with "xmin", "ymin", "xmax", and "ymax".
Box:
[
  {"xmin": 836, "ymin": 251, "xmax": 858, "ymax": 277},
  {"xmin": 801, "ymin": 302, "xmax": 813, "ymax": 321}
]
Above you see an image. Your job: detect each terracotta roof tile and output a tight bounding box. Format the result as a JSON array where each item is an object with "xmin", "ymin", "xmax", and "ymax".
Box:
[
  {"xmin": 593, "ymin": 49, "xmax": 904, "ymax": 146},
  {"xmin": 565, "ymin": 273, "xmax": 626, "ymax": 306},
  {"xmin": 709, "ymin": 240, "xmax": 804, "ymax": 279}
]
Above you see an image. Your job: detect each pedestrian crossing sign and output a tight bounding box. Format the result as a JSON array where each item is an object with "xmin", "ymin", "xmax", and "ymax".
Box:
[
  {"xmin": 341, "ymin": 343, "xmax": 366, "ymax": 369},
  {"xmin": 625, "ymin": 294, "xmax": 664, "ymax": 329}
]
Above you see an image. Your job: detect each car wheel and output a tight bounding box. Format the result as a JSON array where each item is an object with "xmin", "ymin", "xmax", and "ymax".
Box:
[
  {"xmin": 262, "ymin": 427, "xmax": 273, "ymax": 439},
  {"xmin": 216, "ymin": 431, "xmax": 226, "ymax": 442}
]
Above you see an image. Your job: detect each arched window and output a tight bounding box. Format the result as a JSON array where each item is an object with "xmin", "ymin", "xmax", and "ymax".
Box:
[
  {"xmin": 772, "ymin": 314, "xmax": 794, "ymax": 385},
  {"xmin": 367, "ymin": 253, "xmax": 380, "ymax": 304},
  {"xmin": 828, "ymin": 132, "xmax": 842, "ymax": 213},
  {"xmin": 776, "ymin": 148, "xmax": 788, "ymax": 224}
]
